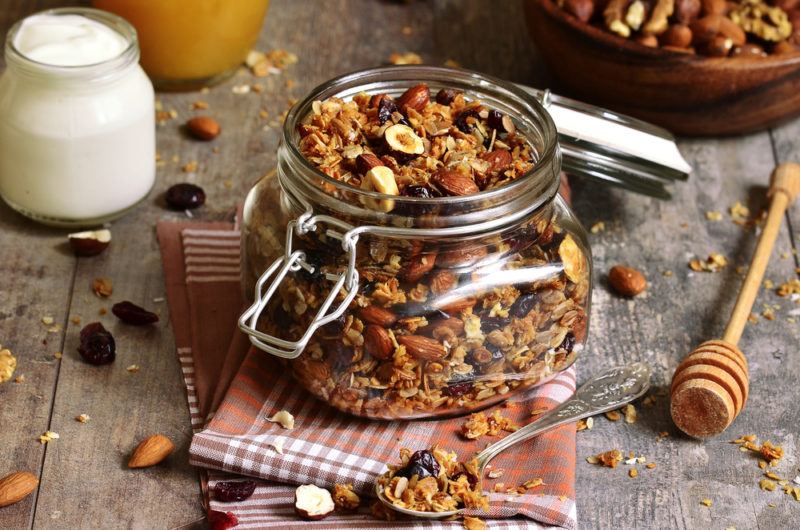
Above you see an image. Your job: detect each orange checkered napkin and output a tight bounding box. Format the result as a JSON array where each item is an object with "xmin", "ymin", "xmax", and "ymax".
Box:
[{"xmin": 158, "ymin": 219, "xmax": 577, "ymax": 530}]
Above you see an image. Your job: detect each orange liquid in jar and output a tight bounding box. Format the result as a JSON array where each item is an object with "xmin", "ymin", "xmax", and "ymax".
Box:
[{"xmin": 92, "ymin": 0, "xmax": 269, "ymax": 89}]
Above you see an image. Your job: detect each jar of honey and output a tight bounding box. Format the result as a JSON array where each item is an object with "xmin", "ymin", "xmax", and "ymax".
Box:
[{"xmin": 92, "ymin": 0, "xmax": 269, "ymax": 90}]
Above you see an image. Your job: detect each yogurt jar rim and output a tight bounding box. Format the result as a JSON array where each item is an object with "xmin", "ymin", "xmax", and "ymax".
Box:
[{"xmin": 4, "ymin": 7, "xmax": 139, "ymax": 78}]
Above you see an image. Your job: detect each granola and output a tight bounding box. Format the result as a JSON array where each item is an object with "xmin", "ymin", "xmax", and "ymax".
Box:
[
  {"xmin": 378, "ymin": 446, "xmax": 488, "ymax": 513},
  {"xmin": 242, "ymin": 83, "xmax": 589, "ymax": 419}
]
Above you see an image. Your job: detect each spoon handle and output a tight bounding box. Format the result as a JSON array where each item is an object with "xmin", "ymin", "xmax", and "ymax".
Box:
[{"xmin": 474, "ymin": 362, "xmax": 651, "ymax": 468}]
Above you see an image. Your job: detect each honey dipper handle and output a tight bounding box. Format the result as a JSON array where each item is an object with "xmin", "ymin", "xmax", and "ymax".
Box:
[{"xmin": 723, "ymin": 163, "xmax": 800, "ymax": 345}]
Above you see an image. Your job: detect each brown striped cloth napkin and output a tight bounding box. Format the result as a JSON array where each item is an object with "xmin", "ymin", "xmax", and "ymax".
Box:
[{"xmin": 157, "ymin": 217, "xmax": 578, "ymax": 530}]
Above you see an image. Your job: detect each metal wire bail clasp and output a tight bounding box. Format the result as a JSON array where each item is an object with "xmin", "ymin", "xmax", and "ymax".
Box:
[{"xmin": 238, "ymin": 210, "xmax": 360, "ymax": 359}]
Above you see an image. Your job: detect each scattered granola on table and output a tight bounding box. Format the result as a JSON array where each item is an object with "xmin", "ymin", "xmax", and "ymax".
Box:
[
  {"xmin": 0, "ymin": 347, "xmax": 16, "ymax": 383},
  {"xmin": 378, "ymin": 446, "xmax": 488, "ymax": 513}
]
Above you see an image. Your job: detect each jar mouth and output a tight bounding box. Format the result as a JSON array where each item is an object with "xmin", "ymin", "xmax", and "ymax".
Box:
[
  {"xmin": 281, "ymin": 66, "xmax": 561, "ymax": 228},
  {"xmin": 5, "ymin": 7, "xmax": 139, "ymax": 80}
]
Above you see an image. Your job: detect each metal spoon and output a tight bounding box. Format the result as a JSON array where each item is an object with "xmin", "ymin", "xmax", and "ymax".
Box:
[{"xmin": 376, "ymin": 362, "xmax": 651, "ymax": 519}]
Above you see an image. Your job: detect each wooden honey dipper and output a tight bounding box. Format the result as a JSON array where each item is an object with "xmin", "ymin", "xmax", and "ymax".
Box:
[{"xmin": 670, "ymin": 163, "xmax": 800, "ymax": 438}]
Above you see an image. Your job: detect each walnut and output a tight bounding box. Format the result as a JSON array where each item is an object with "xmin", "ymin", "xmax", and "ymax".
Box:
[{"xmin": 730, "ymin": 0, "xmax": 792, "ymax": 42}]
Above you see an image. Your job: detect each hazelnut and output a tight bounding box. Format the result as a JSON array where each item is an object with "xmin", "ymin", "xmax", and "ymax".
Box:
[
  {"xmin": 294, "ymin": 484, "xmax": 335, "ymax": 520},
  {"xmin": 384, "ymin": 123, "xmax": 424, "ymax": 155},
  {"xmin": 660, "ymin": 25, "xmax": 693, "ymax": 48},
  {"xmin": 68, "ymin": 229, "xmax": 111, "ymax": 257}
]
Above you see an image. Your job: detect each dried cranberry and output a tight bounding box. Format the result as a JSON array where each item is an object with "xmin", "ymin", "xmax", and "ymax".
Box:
[
  {"xmin": 435, "ymin": 88, "xmax": 459, "ymax": 105},
  {"xmin": 443, "ymin": 381, "xmax": 472, "ymax": 397},
  {"xmin": 401, "ymin": 185, "xmax": 434, "ymax": 199},
  {"xmin": 165, "ymin": 183, "xmax": 206, "ymax": 210},
  {"xmin": 454, "ymin": 109, "xmax": 481, "ymax": 133},
  {"xmin": 377, "ymin": 97, "xmax": 398, "ymax": 125},
  {"xmin": 214, "ymin": 480, "xmax": 257, "ymax": 502},
  {"xmin": 208, "ymin": 510, "xmax": 238, "ymax": 530},
  {"xmin": 77, "ymin": 322, "xmax": 116, "ymax": 365},
  {"xmin": 507, "ymin": 225, "xmax": 540, "ymax": 254},
  {"xmin": 487, "ymin": 109, "xmax": 504, "ymax": 130},
  {"xmin": 560, "ymin": 332, "xmax": 576, "ymax": 353},
  {"xmin": 452, "ymin": 471, "xmax": 478, "ymax": 487},
  {"xmin": 112, "ymin": 301, "xmax": 159, "ymax": 325},
  {"xmin": 362, "ymin": 280, "xmax": 378, "ymax": 296},
  {"xmin": 396, "ymin": 449, "xmax": 440, "ymax": 479},
  {"xmin": 480, "ymin": 316, "xmax": 506, "ymax": 333},
  {"xmin": 510, "ymin": 293, "xmax": 538, "ymax": 319}
]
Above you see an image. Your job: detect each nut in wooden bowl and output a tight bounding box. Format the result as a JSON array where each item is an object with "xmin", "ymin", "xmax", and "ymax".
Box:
[{"xmin": 524, "ymin": 0, "xmax": 800, "ymax": 135}]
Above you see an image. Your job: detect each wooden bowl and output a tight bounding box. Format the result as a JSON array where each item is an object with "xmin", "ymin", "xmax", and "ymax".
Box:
[{"xmin": 524, "ymin": 0, "xmax": 800, "ymax": 136}]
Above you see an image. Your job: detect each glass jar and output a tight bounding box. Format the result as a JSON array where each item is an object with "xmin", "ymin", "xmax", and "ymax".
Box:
[
  {"xmin": 0, "ymin": 8, "xmax": 155, "ymax": 227},
  {"xmin": 92, "ymin": 0, "xmax": 270, "ymax": 90},
  {"xmin": 240, "ymin": 66, "xmax": 591, "ymax": 420}
]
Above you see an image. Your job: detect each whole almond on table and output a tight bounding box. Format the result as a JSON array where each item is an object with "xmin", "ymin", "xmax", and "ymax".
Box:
[
  {"xmin": 128, "ymin": 434, "xmax": 175, "ymax": 468},
  {"xmin": 608, "ymin": 265, "xmax": 647, "ymax": 296},
  {"xmin": 0, "ymin": 471, "xmax": 38, "ymax": 508},
  {"xmin": 185, "ymin": 116, "xmax": 221, "ymax": 141}
]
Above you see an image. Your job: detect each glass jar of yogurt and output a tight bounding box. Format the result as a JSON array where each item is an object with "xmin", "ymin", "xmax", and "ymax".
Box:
[{"xmin": 0, "ymin": 8, "xmax": 155, "ymax": 226}]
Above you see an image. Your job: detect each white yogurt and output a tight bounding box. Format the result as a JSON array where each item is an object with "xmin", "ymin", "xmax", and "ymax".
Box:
[
  {"xmin": 0, "ymin": 9, "xmax": 155, "ymax": 226},
  {"xmin": 13, "ymin": 14, "xmax": 129, "ymax": 66}
]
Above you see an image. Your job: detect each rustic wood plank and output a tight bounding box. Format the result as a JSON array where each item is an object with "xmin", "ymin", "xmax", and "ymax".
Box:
[
  {"xmin": 2, "ymin": 0, "xmax": 798, "ymax": 528},
  {"xmin": 0, "ymin": 2, "xmax": 89, "ymax": 529},
  {"xmin": 571, "ymin": 133, "xmax": 800, "ymax": 529}
]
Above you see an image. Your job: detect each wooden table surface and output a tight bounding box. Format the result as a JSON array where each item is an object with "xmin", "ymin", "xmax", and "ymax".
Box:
[{"xmin": 1, "ymin": 1, "xmax": 799, "ymax": 529}]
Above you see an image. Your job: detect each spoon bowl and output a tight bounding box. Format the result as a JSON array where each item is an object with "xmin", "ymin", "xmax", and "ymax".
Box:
[{"xmin": 376, "ymin": 362, "xmax": 651, "ymax": 519}]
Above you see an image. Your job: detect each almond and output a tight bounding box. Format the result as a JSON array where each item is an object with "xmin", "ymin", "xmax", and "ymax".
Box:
[
  {"xmin": 608, "ymin": 265, "xmax": 647, "ymax": 297},
  {"xmin": 431, "ymin": 169, "xmax": 479, "ymax": 196},
  {"xmin": 0, "ymin": 471, "xmax": 38, "ymax": 508},
  {"xmin": 358, "ymin": 306, "xmax": 397, "ymax": 327},
  {"xmin": 128, "ymin": 434, "xmax": 175, "ymax": 468},
  {"xmin": 700, "ymin": 0, "xmax": 725, "ymax": 15},
  {"xmin": 479, "ymin": 149, "xmax": 513, "ymax": 173},
  {"xmin": 356, "ymin": 153, "xmax": 384, "ymax": 174},
  {"xmin": 396, "ymin": 83, "xmax": 430, "ymax": 114},
  {"xmin": 429, "ymin": 270, "xmax": 458, "ymax": 295},
  {"xmin": 439, "ymin": 296, "xmax": 477, "ymax": 313},
  {"xmin": 398, "ymin": 335, "xmax": 447, "ymax": 361},
  {"xmin": 400, "ymin": 252, "xmax": 437, "ymax": 283},
  {"xmin": 690, "ymin": 15, "xmax": 745, "ymax": 46},
  {"xmin": 437, "ymin": 245, "xmax": 488, "ymax": 268},
  {"xmin": 186, "ymin": 116, "xmax": 221, "ymax": 141},
  {"xmin": 364, "ymin": 325, "xmax": 394, "ymax": 360}
]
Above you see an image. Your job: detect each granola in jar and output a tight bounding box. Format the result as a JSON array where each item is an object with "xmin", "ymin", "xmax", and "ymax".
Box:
[{"xmin": 241, "ymin": 66, "xmax": 591, "ymax": 420}]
